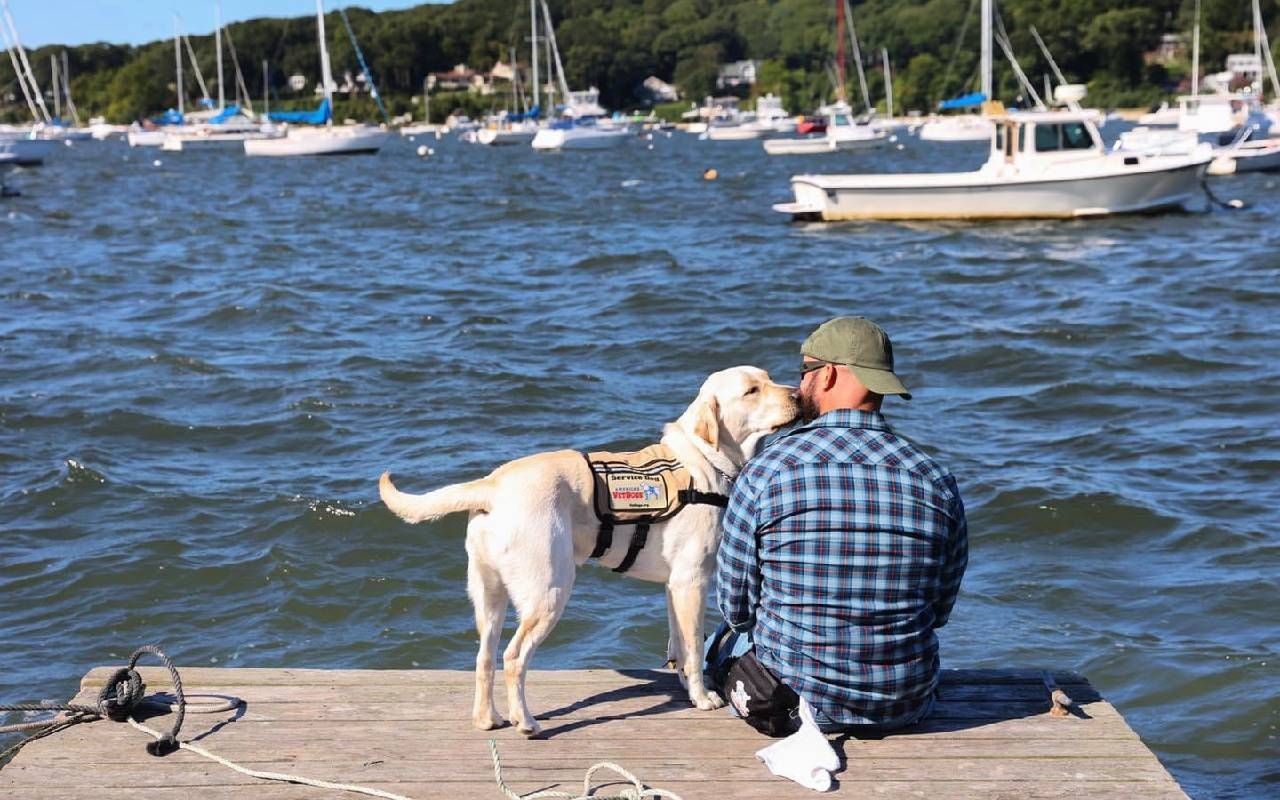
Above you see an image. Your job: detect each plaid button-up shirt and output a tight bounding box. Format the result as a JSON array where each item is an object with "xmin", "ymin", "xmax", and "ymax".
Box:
[{"xmin": 717, "ymin": 409, "xmax": 968, "ymax": 729}]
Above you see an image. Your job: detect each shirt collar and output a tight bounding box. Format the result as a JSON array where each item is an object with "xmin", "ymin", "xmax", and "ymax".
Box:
[{"xmin": 786, "ymin": 408, "xmax": 893, "ymax": 437}]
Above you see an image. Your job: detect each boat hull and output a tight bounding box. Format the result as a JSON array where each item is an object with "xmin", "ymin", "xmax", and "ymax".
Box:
[
  {"xmin": 243, "ymin": 127, "xmax": 389, "ymax": 157},
  {"xmin": 778, "ymin": 160, "xmax": 1209, "ymax": 220},
  {"xmin": 916, "ymin": 117, "xmax": 994, "ymax": 142},
  {"xmin": 476, "ymin": 127, "xmax": 538, "ymax": 146},
  {"xmin": 531, "ymin": 127, "xmax": 628, "ymax": 151},
  {"xmin": 127, "ymin": 130, "xmax": 167, "ymax": 148},
  {"xmin": 764, "ymin": 131, "xmax": 888, "ymax": 155},
  {"xmin": 0, "ymin": 136, "xmax": 57, "ymax": 165},
  {"xmin": 706, "ymin": 126, "xmax": 763, "ymax": 141},
  {"xmin": 1206, "ymin": 140, "xmax": 1280, "ymax": 175}
]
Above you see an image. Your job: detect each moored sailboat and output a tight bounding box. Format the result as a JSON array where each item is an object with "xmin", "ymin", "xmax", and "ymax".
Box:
[{"xmin": 244, "ymin": 0, "xmax": 388, "ymax": 157}]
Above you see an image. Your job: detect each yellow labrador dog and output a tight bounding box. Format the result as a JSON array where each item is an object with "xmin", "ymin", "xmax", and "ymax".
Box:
[{"xmin": 379, "ymin": 366, "xmax": 796, "ymax": 737}]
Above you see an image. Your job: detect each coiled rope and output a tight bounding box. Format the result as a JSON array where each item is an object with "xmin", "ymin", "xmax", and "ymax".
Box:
[{"xmin": 1, "ymin": 644, "xmax": 683, "ymax": 800}]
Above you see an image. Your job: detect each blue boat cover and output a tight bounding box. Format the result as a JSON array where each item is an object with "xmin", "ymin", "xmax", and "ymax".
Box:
[
  {"xmin": 939, "ymin": 92, "xmax": 986, "ymax": 110},
  {"xmin": 268, "ymin": 99, "xmax": 331, "ymax": 125},
  {"xmin": 209, "ymin": 105, "xmax": 244, "ymax": 124},
  {"xmin": 151, "ymin": 109, "xmax": 185, "ymax": 125}
]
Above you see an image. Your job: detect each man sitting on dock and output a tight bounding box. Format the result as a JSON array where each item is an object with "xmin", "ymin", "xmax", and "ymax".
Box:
[{"xmin": 710, "ymin": 316, "xmax": 969, "ymax": 735}]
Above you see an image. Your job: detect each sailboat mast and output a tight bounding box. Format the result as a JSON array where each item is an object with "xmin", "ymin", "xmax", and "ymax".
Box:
[
  {"xmin": 882, "ymin": 48, "xmax": 893, "ymax": 119},
  {"xmin": 539, "ymin": 0, "xmax": 569, "ymax": 103},
  {"xmin": 263, "ymin": 59, "xmax": 269, "ymax": 115},
  {"xmin": 1191, "ymin": 0, "xmax": 1200, "ymax": 96},
  {"xmin": 843, "ymin": 0, "xmax": 870, "ymax": 113},
  {"xmin": 62, "ymin": 51, "xmax": 79, "ymax": 125},
  {"xmin": 980, "ymin": 0, "xmax": 992, "ymax": 100},
  {"xmin": 51, "ymin": 54, "xmax": 60, "ymax": 121},
  {"xmin": 1, "ymin": 0, "xmax": 50, "ymax": 122},
  {"xmin": 316, "ymin": 0, "xmax": 334, "ymax": 116},
  {"xmin": 835, "ymin": 0, "xmax": 846, "ymax": 103},
  {"xmin": 530, "ymin": 0, "xmax": 539, "ymax": 112},
  {"xmin": 1, "ymin": 15, "xmax": 41, "ymax": 121},
  {"xmin": 215, "ymin": 2, "xmax": 225, "ymax": 110},
  {"xmin": 174, "ymin": 18, "xmax": 184, "ymax": 116}
]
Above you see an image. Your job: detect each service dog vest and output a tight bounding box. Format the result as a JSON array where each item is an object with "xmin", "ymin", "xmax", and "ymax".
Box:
[{"xmin": 585, "ymin": 443, "xmax": 730, "ymax": 574}]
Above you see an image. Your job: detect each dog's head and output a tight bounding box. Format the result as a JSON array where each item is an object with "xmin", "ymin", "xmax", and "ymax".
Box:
[{"xmin": 686, "ymin": 366, "xmax": 798, "ymax": 455}]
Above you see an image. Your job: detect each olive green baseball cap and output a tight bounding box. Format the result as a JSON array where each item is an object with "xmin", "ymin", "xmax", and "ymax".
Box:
[{"xmin": 801, "ymin": 316, "xmax": 912, "ymax": 400}]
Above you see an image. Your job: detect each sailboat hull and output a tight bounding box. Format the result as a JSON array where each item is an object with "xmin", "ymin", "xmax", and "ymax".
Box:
[
  {"xmin": 0, "ymin": 136, "xmax": 57, "ymax": 165},
  {"xmin": 777, "ymin": 157, "xmax": 1211, "ymax": 220},
  {"xmin": 531, "ymin": 126, "xmax": 628, "ymax": 151},
  {"xmin": 243, "ymin": 126, "xmax": 389, "ymax": 157}
]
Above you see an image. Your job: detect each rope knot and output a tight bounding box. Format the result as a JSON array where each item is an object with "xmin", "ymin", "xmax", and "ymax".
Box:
[{"xmin": 97, "ymin": 666, "xmax": 145, "ymax": 722}]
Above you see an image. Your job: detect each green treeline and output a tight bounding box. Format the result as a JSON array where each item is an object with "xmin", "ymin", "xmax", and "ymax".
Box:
[{"xmin": 2, "ymin": 0, "xmax": 1276, "ymax": 124}]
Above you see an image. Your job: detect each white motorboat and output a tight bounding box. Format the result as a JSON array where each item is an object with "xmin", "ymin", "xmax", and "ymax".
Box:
[
  {"xmin": 764, "ymin": 103, "xmax": 887, "ymax": 155},
  {"xmin": 1175, "ymin": 93, "xmax": 1272, "ymax": 136},
  {"xmin": 706, "ymin": 121, "xmax": 763, "ymax": 141},
  {"xmin": 244, "ymin": 1, "xmax": 388, "ymax": 157},
  {"xmin": 774, "ymin": 109, "xmax": 1211, "ymax": 221}
]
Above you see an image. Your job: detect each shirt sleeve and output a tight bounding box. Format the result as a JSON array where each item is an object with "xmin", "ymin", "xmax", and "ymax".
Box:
[
  {"xmin": 932, "ymin": 475, "xmax": 969, "ymax": 629},
  {"xmin": 717, "ymin": 471, "xmax": 762, "ymax": 632}
]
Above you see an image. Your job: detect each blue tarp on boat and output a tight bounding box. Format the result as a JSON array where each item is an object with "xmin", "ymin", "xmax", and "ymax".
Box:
[
  {"xmin": 151, "ymin": 109, "xmax": 185, "ymax": 126},
  {"xmin": 209, "ymin": 105, "xmax": 245, "ymax": 124},
  {"xmin": 938, "ymin": 92, "xmax": 986, "ymax": 110},
  {"xmin": 268, "ymin": 99, "xmax": 331, "ymax": 125}
]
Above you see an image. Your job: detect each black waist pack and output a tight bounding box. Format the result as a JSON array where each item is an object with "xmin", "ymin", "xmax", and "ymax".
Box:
[{"xmin": 706, "ymin": 628, "xmax": 801, "ymax": 738}]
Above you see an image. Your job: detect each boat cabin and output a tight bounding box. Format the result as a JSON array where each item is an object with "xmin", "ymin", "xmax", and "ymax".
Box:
[{"xmin": 988, "ymin": 111, "xmax": 1104, "ymax": 167}]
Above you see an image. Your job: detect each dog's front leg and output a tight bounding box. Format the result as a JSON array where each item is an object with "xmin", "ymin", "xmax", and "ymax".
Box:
[
  {"xmin": 664, "ymin": 586, "xmax": 681, "ymax": 675},
  {"xmin": 669, "ymin": 580, "xmax": 725, "ymax": 710}
]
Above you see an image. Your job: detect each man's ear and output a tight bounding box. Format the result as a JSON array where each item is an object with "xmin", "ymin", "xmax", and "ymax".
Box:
[{"xmin": 692, "ymin": 394, "xmax": 720, "ymax": 449}]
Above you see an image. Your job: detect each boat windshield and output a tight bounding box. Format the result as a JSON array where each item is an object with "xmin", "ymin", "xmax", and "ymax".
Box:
[
  {"xmin": 1034, "ymin": 122, "xmax": 1096, "ymax": 152},
  {"xmin": 833, "ymin": 114, "xmax": 851, "ymax": 125}
]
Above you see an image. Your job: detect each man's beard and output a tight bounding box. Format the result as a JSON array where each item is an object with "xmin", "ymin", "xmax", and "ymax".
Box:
[{"xmin": 797, "ymin": 385, "xmax": 822, "ymax": 423}]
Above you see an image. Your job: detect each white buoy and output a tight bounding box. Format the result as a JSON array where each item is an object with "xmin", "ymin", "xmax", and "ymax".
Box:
[
  {"xmin": 416, "ymin": 145, "xmax": 428, "ymax": 157},
  {"xmin": 896, "ymin": 143, "xmax": 905, "ymax": 151},
  {"xmin": 153, "ymin": 159, "xmax": 162, "ymax": 167},
  {"xmin": 647, "ymin": 143, "xmax": 654, "ymax": 150},
  {"xmin": 64, "ymin": 140, "xmax": 74, "ymax": 147}
]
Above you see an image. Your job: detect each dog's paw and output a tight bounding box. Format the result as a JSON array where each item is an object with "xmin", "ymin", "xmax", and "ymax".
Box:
[
  {"xmin": 694, "ymin": 690, "xmax": 725, "ymax": 711},
  {"xmin": 516, "ymin": 720, "xmax": 543, "ymax": 738},
  {"xmin": 472, "ymin": 711, "xmax": 506, "ymax": 731}
]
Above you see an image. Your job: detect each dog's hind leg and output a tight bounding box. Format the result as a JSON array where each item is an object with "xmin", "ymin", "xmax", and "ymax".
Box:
[
  {"xmin": 466, "ymin": 528, "xmax": 508, "ymax": 731},
  {"xmin": 669, "ymin": 579, "xmax": 725, "ymax": 711},
  {"xmin": 501, "ymin": 593, "xmax": 567, "ymax": 738}
]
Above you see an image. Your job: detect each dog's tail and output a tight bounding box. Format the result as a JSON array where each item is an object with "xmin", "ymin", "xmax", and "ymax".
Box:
[{"xmin": 379, "ymin": 472, "xmax": 493, "ymax": 524}]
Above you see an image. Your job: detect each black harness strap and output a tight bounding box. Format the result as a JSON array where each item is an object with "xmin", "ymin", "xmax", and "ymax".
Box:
[
  {"xmin": 678, "ymin": 488, "xmax": 730, "ymax": 508},
  {"xmin": 613, "ymin": 522, "xmax": 651, "ymax": 573},
  {"xmin": 590, "ymin": 519, "xmax": 614, "ymax": 560}
]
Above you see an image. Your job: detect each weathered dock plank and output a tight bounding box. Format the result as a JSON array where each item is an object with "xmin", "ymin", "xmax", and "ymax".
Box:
[{"xmin": 1, "ymin": 667, "xmax": 1189, "ymax": 799}]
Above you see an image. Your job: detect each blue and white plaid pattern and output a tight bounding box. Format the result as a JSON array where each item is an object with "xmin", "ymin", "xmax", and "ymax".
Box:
[{"xmin": 717, "ymin": 409, "xmax": 968, "ymax": 729}]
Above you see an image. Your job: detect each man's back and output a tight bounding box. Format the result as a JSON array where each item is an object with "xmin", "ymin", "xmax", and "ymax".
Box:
[{"xmin": 718, "ymin": 408, "xmax": 968, "ymax": 729}]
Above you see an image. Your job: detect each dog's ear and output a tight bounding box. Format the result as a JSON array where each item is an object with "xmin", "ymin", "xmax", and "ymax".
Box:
[{"xmin": 692, "ymin": 394, "xmax": 720, "ymax": 449}]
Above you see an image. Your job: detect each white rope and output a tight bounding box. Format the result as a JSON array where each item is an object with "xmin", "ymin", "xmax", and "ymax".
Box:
[
  {"xmin": 124, "ymin": 718, "xmax": 682, "ymax": 800},
  {"xmin": 488, "ymin": 740, "xmax": 683, "ymax": 800},
  {"xmin": 126, "ymin": 717, "xmax": 416, "ymax": 800}
]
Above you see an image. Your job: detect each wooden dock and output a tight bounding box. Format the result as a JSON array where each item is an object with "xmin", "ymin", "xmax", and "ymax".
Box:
[{"xmin": 1, "ymin": 666, "xmax": 1189, "ymax": 799}]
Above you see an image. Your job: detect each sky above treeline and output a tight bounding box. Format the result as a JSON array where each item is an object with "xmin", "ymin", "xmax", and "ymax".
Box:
[{"xmin": 9, "ymin": 1, "xmax": 448, "ymax": 47}]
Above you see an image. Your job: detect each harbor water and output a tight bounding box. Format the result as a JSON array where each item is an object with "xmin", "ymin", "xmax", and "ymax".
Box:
[{"xmin": 1, "ymin": 132, "xmax": 1276, "ymax": 798}]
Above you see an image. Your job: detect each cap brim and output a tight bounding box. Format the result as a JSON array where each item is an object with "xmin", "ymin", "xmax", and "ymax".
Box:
[{"xmin": 850, "ymin": 366, "xmax": 912, "ymax": 400}]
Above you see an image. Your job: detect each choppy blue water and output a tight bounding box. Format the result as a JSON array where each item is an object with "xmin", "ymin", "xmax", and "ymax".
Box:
[{"xmin": 1, "ymin": 130, "xmax": 1276, "ymax": 798}]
